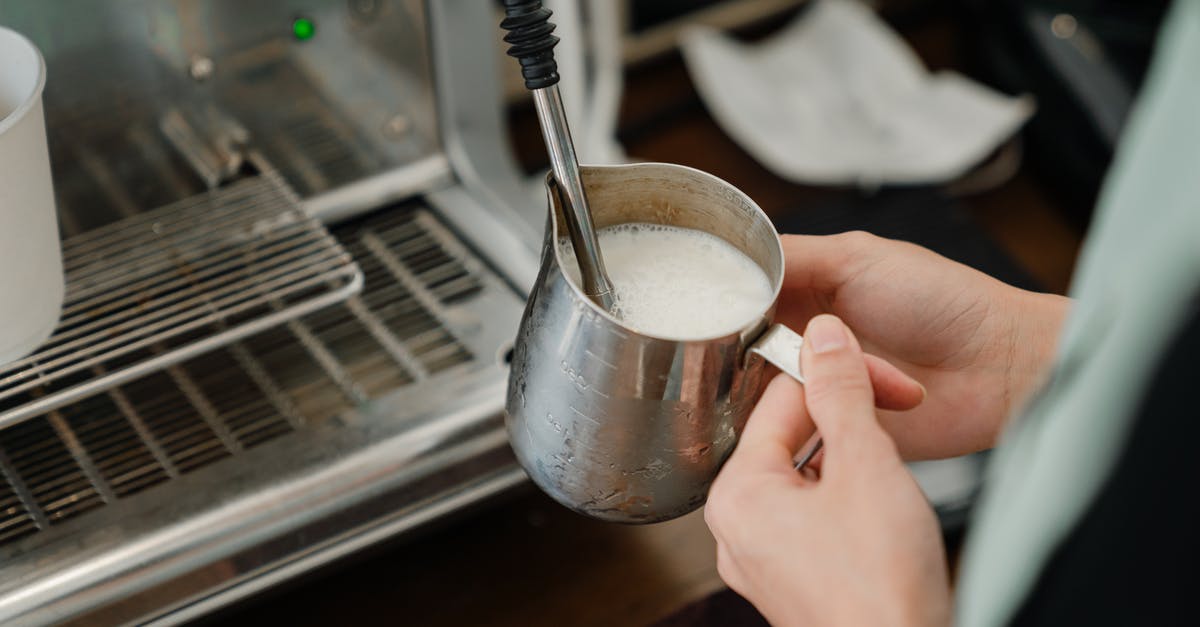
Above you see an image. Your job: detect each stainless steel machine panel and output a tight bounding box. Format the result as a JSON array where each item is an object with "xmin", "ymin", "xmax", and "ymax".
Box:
[
  {"xmin": 3, "ymin": 0, "xmax": 447, "ymax": 231},
  {"xmin": 0, "ymin": 0, "xmax": 539, "ymax": 622}
]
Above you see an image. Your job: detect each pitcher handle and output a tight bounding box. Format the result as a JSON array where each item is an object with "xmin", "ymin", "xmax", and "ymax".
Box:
[
  {"xmin": 746, "ymin": 324, "xmax": 824, "ymax": 472},
  {"xmin": 747, "ymin": 324, "xmax": 804, "ymax": 383}
]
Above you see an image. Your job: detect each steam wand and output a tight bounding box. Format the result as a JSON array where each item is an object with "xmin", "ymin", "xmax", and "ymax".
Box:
[{"xmin": 500, "ymin": 0, "xmax": 616, "ymax": 312}]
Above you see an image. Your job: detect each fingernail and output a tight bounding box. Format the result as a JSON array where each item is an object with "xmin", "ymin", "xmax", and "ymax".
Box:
[{"xmin": 807, "ymin": 316, "xmax": 848, "ymax": 354}]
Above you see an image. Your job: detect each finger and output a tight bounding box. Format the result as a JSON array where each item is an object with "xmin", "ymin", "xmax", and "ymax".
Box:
[
  {"xmin": 725, "ymin": 373, "xmax": 815, "ymax": 474},
  {"xmin": 761, "ymin": 352, "xmax": 924, "ymax": 411},
  {"xmin": 864, "ymin": 353, "xmax": 925, "ymax": 411},
  {"xmin": 799, "ymin": 314, "xmax": 881, "ymax": 451},
  {"xmin": 780, "ymin": 232, "xmax": 875, "ymax": 292}
]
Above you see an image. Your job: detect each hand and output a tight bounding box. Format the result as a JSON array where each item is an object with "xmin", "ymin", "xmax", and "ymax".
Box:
[
  {"xmin": 777, "ymin": 232, "xmax": 1069, "ymax": 459},
  {"xmin": 707, "ymin": 315, "xmax": 951, "ymax": 626}
]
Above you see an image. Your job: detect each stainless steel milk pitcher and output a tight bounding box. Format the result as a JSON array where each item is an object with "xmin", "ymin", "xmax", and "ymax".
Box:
[{"xmin": 507, "ymin": 162, "xmax": 806, "ymax": 523}]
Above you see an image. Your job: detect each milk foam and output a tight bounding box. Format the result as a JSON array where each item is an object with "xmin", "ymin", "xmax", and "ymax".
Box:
[{"xmin": 559, "ymin": 223, "xmax": 774, "ymax": 339}]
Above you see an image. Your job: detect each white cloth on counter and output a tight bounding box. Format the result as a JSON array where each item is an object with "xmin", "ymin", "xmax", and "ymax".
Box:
[{"xmin": 680, "ymin": 0, "xmax": 1035, "ymax": 187}]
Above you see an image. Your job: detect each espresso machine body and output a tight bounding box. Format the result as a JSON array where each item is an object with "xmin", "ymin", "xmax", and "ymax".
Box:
[{"xmin": 0, "ymin": 2, "xmax": 542, "ymax": 623}]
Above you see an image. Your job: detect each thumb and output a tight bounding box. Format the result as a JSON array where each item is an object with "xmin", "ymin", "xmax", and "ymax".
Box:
[
  {"xmin": 724, "ymin": 372, "xmax": 814, "ymax": 476},
  {"xmin": 800, "ymin": 315, "xmax": 894, "ymax": 470}
]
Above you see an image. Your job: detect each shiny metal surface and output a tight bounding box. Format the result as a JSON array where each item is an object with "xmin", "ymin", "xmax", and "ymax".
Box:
[
  {"xmin": 0, "ymin": 200, "xmax": 527, "ymax": 624},
  {"xmin": 0, "ymin": 0, "xmax": 544, "ymax": 622},
  {"xmin": 149, "ymin": 464, "xmax": 530, "ymax": 627},
  {"xmin": 507, "ymin": 162, "xmax": 808, "ymax": 523},
  {"xmin": 426, "ymin": 0, "xmax": 544, "ymax": 243},
  {"xmin": 0, "ymin": 377, "xmax": 517, "ymax": 626},
  {"xmin": 0, "ymin": 164, "xmax": 362, "ymax": 430},
  {"xmin": 793, "ymin": 436, "xmax": 824, "ymax": 471},
  {"xmin": 531, "ymin": 86, "xmax": 616, "ymax": 309},
  {"xmin": 0, "ymin": 0, "xmax": 443, "ymax": 228},
  {"xmin": 747, "ymin": 324, "xmax": 805, "ymax": 383}
]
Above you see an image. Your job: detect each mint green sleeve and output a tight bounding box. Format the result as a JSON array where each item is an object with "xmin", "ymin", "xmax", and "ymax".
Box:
[{"xmin": 955, "ymin": 1, "xmax": 1200, "ymax": 625}]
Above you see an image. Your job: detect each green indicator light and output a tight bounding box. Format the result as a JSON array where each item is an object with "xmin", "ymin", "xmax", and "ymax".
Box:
[{"xmin": 292, "ymin": 17, "xmax": 315, "ymax": 41}]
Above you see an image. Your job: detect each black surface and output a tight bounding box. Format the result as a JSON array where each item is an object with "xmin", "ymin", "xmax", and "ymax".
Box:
[
  {"xmin": 961, "ymin": 0, "xmax": 1169, "ymax": 228},
  {"xmin": 500, "ymin": 0, "xmax": 562, "ymax": 90},
  {"xmin": 773, "ymin": 188, "xmax": 1042, "ymax": 292},
  {"xmin": 652, "ymin": 588, "xmax": 770, "ymax": 627},
  {"xmin": 1013, "ymin": 288, "xmax": 1200, "ymax": 625},
  {"xmin": 630, "ymin": 0, "xmax": 731, "ymax": 33}
]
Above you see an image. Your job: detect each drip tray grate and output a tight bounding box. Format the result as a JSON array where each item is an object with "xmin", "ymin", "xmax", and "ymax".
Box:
[
  {"xmin": 0, "ymin": 169, "xmax": 363, "ymax": 430},
  {"xmin": 0, "ymin": 204, "xmax": 492, "ymax": 549}
]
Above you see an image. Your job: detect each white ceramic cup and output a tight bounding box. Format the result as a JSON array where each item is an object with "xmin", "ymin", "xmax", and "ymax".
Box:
[{"xmin": 0, "ymin": 26, "xmax": 63, "ymax": 365}]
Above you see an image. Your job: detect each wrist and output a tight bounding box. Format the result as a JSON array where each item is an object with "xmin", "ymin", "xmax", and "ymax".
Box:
[{"xmin": 1001, "ymin": 288, "xmax": 1071, "ymax": 417}]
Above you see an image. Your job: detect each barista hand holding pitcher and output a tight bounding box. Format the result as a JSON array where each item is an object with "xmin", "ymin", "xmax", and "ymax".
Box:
[
  {"xmin": 707, "ymin": 1, "xmax": 1200, "ymax": 624},
  {"xmin": 706, "ymin": 235, "xmax": 1064, "ymax": 625},
  {"xmin": 499, "ymin": 1, "xmax": 1199, "ymax": 623}
]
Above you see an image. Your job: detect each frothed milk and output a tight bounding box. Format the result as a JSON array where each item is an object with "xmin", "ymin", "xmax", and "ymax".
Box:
[{"xmin": 560, "ymin": 223, "xmax": 773, "ymax": 339}]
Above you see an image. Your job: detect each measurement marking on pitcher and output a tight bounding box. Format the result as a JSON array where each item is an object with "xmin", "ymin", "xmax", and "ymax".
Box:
[
  {"xmin": 559, "ymin": 360, "xmax": 590, "ymax": 391},
  {"xmin": 584, "ymin": 348, "xmax": 616, "ymax": 371},
  {"xmin": 569, "ymin": 405, "xmax": 601, "ymax": 425}
]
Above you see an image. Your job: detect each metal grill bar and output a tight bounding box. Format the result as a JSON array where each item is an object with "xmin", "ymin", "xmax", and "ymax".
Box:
[
  {"xmin": 61, "ymin": 219, "xmax": 327, "ymax": 314},
  {"xmin": 411, "ymin": 212, "xmax": 486, "ymax": 281},
  {"xmin": 57, "ymin": 396, "xmax": 171, "ymax": 499},
  {"xmin": 0, "ymin": 447, "xmax": 48, "ymax": 531},
  {"xmin": 14, "ymin": 242, "xmax": 347, "ymax": 383},
  {"xmin": 226, "ymin": 344, "xmax": 307, "ymax": 431},
  {"xmin": 61, "ymin": 176, "xmax": 287, "ymax": 256},
  {"xmin": 104, "ymin": 386, "xmax": 181, "ymax": 480},
  {"xmin": 45, "ymin": 412, "xmax": 118, "ymax": 504},
  {"xmin": 361, "ymin": 233, "xmax": 460, "ymax": 339},
  {"xmin": 344, "ymin": 297, "xmax": 430, "ymax": 381},
  {"xmin": 0, "ymin": 169, "xmax": 363, "ymax": 429},
  {"xmin": 122, "ymin": 373, "xmax": 231, "ymax": 475},
  {"xmin": 0, "ymin": 202, "xmax": 490, "ymax": 550},
  {"xmin": 285, "ymin": 320, "xmax": 368, "ymax": 406},
  {"xmin": 0, "ymin": 419, "xmax": 105, "ymax": 523},
  {"xmin": 166, "ymin": 367, "xmax": 243, "ymax": 455},
  {"xmin": 60, "ymin": 196, "xmax": 299, "ymax": 281},
  {"xmin": 364, "ymin": 211, "xmax": 483, "ymax": 305}
]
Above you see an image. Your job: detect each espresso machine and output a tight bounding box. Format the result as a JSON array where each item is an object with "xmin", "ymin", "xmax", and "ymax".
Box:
[{"xmin": 0, "ymin": 1, "xmax": 546, "ymax": 623}]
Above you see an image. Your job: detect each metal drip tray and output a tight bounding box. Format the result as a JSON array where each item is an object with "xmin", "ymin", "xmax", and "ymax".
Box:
[
  {"xmin": 0, "ymin": 169, "xmax": 363, "ymax": 430},
  {"xmin": 0, "ymin": 196, "xmax": 526, "ymax": 625}
]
